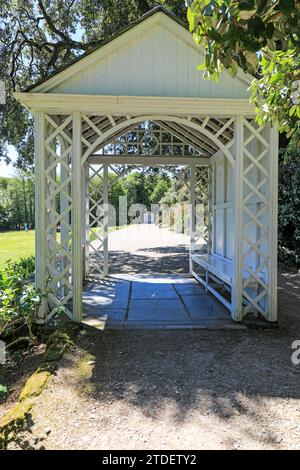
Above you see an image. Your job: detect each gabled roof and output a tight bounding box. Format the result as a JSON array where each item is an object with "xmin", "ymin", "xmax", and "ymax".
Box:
[
  {"xmin": 24, "ymin": 6, "xmax": 251, "ymax": 95},
  {"xmin": 25, "ymin": 7, "xmax": 187, "ymax": 92}
]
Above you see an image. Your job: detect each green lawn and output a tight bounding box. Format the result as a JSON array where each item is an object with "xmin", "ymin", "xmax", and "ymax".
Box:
[
  {"xmin": 0, "ymin": 230, "xmax": 35, "ymax": 269},
  {"xmin": 0, "ymin": 226, "xmax": 126, "ymax": 270}
]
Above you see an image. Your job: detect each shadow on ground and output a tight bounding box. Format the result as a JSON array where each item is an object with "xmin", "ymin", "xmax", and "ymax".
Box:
[
  {"xmin": 107, "ymin": 245, "xmax": 190, "ymax": 275},
  {"xmin": 62, "ymin": 267, "xmax": 300, "ymax": 446},
  {"xmin": 9, "ymin": 266, "xmax": 300, "ymax": 449}
]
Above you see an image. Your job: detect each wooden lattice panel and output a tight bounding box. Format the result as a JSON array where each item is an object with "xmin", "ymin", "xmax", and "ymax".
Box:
[
  {"xmin": 241, "ymin": 118, "xmax": 270, "ymax": 318},
  {"xmin": 194, "ymin": 166, "xmax": 210, "ymax": 253},
  {"xmin": 44, "ymin": 114, "xmax": 73, "ymax": 317},
  {"xmin": 87, "ymin": 164, "xmax": 106, "ymax": 277}
]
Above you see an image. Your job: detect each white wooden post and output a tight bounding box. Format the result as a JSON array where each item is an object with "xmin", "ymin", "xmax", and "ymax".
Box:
[
  {"xmin": 232, "ymin": 116, "xmax": 244, "ymax": 321},
  {"xmin": 59, "ymin": 137, "xmax": 69, "ymax": 298},
  {"xmin": 189, "ymin": 164, "xmax": 196, "ymax": 274},
  {"xmin": 72, "ymin": 112, "xmax": 83, "ymax": 321},
  {"xmin": 103, "ymin": 163, "xmax": 109, "ymax": 276},
  {"xmin": 207, "ymin": 163, "xmax": 213, "ymax": 255},
  {"xmin": 82, "ymin": 162, "xmax": 90, "ymax": 279},
  {"xmin": 34, "ymin": 112, "xmax": 48, "ymax": 320},
  {"xmin": 268, "ymin": 126, "xmax": 279, "ymax": 321}
]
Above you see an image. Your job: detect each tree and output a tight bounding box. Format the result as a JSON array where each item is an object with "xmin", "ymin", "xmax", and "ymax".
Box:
[
  {"xmin": 149, "ymin": 177, "xmax": 171, "ymax": 205},
  {"xmin": 186, "ymin": 0, "xmax": 300, "ymax": 135},
  {"xmin": 278, "ymin": 130, "xmax": 300, "ymax": 265},
  {"xmin": 0, "ymin": 0, "xmax": 186, "ymax": 169}
]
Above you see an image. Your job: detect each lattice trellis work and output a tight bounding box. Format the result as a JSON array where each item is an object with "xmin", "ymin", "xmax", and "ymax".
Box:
[
  {"xmin": 195, "ymin": 165, "xmax": 210, "ymax": 253},
  {"xmin": 43, "ymin": 113, "xmax": 74, "ymax": 318},
  {"xmin": 76, "ymin": 114, "xmax": 235, "ymax": 163},
  {"xmin": 233, "ymin": 117, "xmax": 278, "ymax": 322},
  {"xmin": 86, "ymin": 163, "xmax": 109, "ymax": 277},
  {"xmin": 189, "ymin": 165, "xmax": 210, "ymax": 273}
]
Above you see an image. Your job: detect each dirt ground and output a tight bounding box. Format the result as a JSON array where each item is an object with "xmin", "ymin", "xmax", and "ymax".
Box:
[{"xmin": 3, "ymin": 266, "xmax": 300, "ymax": 450}]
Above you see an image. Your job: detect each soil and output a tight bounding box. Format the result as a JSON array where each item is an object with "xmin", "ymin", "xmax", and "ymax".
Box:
[{"xmin": 2, "ymin": 267, "xmax": 300, "ymax": 450}]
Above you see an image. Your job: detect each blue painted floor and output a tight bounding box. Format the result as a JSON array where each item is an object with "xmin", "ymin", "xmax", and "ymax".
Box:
[{"xmin": 82, "ymin": 274, "xmax": 241, "ymax": 329}]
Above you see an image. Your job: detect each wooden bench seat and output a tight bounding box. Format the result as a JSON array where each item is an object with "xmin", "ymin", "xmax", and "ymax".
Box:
[
  {"xmin": 191, "ymin": 254, "xmax": 267, "ymax": 312},
  {"xmin": 192, "ymin": 254, "xmax": 233, "ymax": 286}
]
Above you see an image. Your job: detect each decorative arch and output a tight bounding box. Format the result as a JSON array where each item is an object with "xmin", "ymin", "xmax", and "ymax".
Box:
[{"xmin": 81, "ymin": 114, "xmax": 235, "ymax": 167}]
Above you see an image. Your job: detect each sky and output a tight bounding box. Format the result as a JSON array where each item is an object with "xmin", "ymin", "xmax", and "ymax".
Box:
[{"xmin": 0, "ymin": 145, "xmax": 18, "ymax": 178}]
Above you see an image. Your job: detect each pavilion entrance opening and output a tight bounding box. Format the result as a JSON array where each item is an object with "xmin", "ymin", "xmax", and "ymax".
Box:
[{"xmin": 81, "ymin": 119, "xmax": 236, "ymax": 328}]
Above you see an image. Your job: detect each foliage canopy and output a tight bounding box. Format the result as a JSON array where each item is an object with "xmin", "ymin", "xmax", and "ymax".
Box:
[{"xmin": 187, "ymin": 0, "xmax": 300, "ymax": 135}]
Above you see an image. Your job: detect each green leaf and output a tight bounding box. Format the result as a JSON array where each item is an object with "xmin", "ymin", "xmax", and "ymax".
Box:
[
  {"xmin": 0, "ymin": 384, "xmax": 9, "ymax": 396},
  {"xmin": 203, "ymin": 3, "xmax": 214, "ymax": 17},
  {"xmin": 207, "ymin": 30, "xmax": 222, "ymax": 41},
  {"xmin": 187, "ymin": 8, "xmax": 196, "ymax": 32}
]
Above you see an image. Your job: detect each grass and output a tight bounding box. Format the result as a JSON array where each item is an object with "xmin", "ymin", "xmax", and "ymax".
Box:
[
  {"xmin": 89, "ymin": 225, "xmax": 126, "ymax": 241},
  {"xmin": 0, "ymin": 225, "xmax": 126, "ymax": 269},
  {"xmin": 0, "ymin": 230, "xmax": 35, "ymax": 269}
]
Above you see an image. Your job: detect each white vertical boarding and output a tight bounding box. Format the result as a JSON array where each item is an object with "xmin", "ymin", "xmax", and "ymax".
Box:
[
  {"xmin": 231, "ymin": 116, "xmax": 244, "ymax": 321},
  {"xmin": 72, "ymin": 112, "xmax": 83, "ymax": 322},
  {"xmin": 34, "ymin": 112, "xmax": 48, "ymax": 321}
]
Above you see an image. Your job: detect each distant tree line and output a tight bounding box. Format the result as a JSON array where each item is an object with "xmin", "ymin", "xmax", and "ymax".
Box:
[{"xmin": 0, "ymin": 173, "xmax": 35, "ymax": 230}]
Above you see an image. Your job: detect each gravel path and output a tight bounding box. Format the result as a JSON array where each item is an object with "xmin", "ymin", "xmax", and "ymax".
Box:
[
  {"xmin": 106, "ymin": 224, "xmax": 191, "ymax": 274},
  {"xmin": 8, "ymin": 268, "xmax": 300, "ymax": 450}
]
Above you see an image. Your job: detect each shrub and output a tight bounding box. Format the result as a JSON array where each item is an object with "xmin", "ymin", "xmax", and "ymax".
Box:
[{"xmin": 0, "ymin": 257, "xmax": 41, "ymax": 347}]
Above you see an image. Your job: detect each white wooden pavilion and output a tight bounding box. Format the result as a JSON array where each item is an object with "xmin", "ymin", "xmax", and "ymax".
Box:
[{"xmin": 15, "ymin": 7, "xmax": 278, "ymax": 325}]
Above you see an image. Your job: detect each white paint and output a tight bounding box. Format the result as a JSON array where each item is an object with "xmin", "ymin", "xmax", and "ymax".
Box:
[{"xmin": 29, "ymin": 12, "xmax": 251, "ymax": 100}]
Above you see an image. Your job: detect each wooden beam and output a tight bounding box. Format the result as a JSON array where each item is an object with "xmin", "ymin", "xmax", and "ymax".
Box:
[
  {"xmin": 88, "ymin": 155, "xmax": 209, "ymax": 166},
  {"xmin": 156, "ymin": 120, "xmax": 211, "ymax": 156},
  {"xmin": 164, "ymin": 121, "xmax": 217, "ymax": 154},
  {"xmin": 14, "ymin": 93, "xmax": 256, "ymax": 117}
]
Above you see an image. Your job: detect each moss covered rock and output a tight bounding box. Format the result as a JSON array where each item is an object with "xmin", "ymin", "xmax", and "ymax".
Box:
[
  {"xmin": 44, "ymin": 330, "xmax": 74, "ymax": 362},
  {"xmin": 0, "ymin": 400, "xmax": 34, "ymax": 449},
  {"xmin": 75, "ymin": 352, "xmax": 96, "ymax": 396},
  {"xmin": 19, "ymin": 370, "xmax": 51, "ymax": 401}
]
